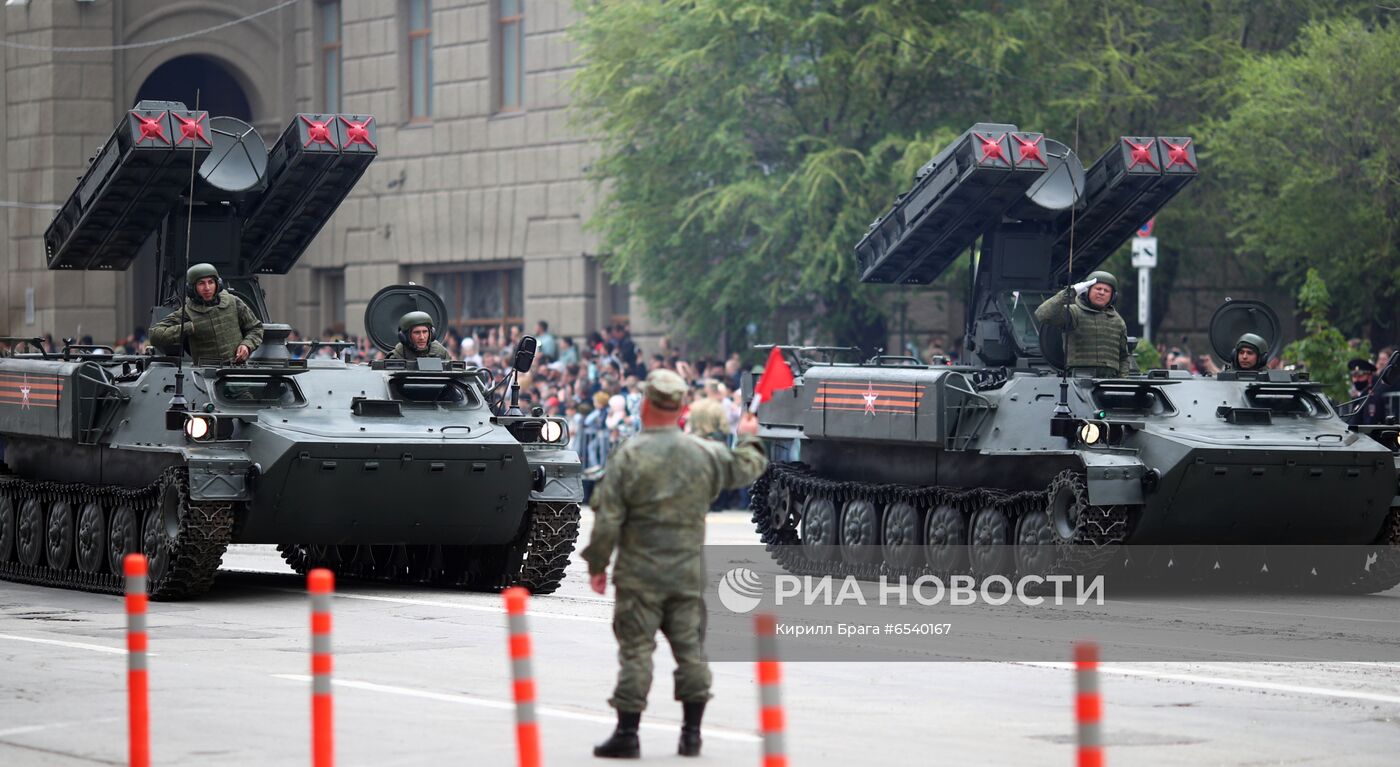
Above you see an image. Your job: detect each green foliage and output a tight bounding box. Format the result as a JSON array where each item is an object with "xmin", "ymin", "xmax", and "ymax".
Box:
[
  {"xmin": 1134, "ymin": 337, "xmax": 1162, "ymax": 372},
  {"xmin": 1281, "ymin": 269, "xmax": 1357, "ymax": 401},
  {"xmin": 570, "ymin": 0, "xmax": 1385, "ymax": 349},
  {"xmin": 1210, "ymin": 19, "xmax": 1400, "ymax": 339}
]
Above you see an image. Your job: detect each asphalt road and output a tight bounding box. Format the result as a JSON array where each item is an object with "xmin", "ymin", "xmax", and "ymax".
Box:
[{"xmin": 1, "ymin": 510, "xmax": 1398, "ymax": 765}]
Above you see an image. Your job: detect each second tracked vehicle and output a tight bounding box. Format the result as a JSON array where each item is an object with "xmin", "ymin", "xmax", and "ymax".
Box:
[{"xmin": 748, "ymin": 124, "xmax": 1400, "ymax": 592}]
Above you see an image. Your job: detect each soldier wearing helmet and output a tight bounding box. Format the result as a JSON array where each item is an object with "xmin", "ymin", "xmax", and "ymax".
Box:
[
  {"xmin": 1034, "ymin": 270, "xmax": 1133, "ymax": 377},
  {"xmin": 1229, "ymin": 333, "xmax": 1269, "ymax": 372},
  {"xmin": 149, "ymin": 263, "xmax": 263, "ymax": 364},
  {"xmin": 389, "ymin": 311, "xmax": 450, "ymax": 361}
]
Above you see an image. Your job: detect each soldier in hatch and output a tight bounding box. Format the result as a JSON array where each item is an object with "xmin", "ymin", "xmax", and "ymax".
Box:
[
  {"xmin": 1034, "ymin": 270, "xmax": 1133, "ymax": 377},
  {"xmin": 582, "ymin": 369, "xmax": 767, "ymax": 759},
  {"xmin": 388, "ymin": 311, "xmax": 450, "ymax": 361},
  {"xmin": 1227, "ymin": 333, "xmax": 1268, "ymax": 372},
  {"xmin": 149, "ymin": 263, "xmax": 263, "ymax": 364}
]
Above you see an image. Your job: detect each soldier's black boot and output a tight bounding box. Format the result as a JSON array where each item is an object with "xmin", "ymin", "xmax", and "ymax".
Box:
[
  {"xmin": 678, "ymin": 701, "xmax": 705, "ymax": 757},
  {"xmin": 593, "ymin": 711, "xmax": 641, "ymax": 759}
]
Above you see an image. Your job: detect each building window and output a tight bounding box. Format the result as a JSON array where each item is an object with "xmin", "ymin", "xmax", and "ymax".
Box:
[
  {"xmin": 430, "ymin": 267, "xmax": 524, "ymax": 332},
  {"xmin": 406, "ymin": 0, "xmax": 433, "ymax": 121},
  {"xmin": 318, "ymin": 1, "xmax": 342, "ymax": 113},
  {"xmin": 319, "ymin": 269, "xmax": 345, "ymax": 335},
  {"xmin": 608, "ymin": 277, "xmax": 630, "ymax": 326},
  {"xmin": 497, "ymin": 0, "xmax": 523, "ymax": 111}
]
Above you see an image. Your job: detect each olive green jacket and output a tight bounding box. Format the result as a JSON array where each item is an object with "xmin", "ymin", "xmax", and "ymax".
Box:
[
  {"xmin": 582, "ymin": 427, "xmax": 768, "ymax": 595},
  {"xmin": 1034, "ymin": 286, "xmax": 1132, "ymax": 375},
  {"xmin": 150, "ymin": 291, "xmax": 263, "ymax": 364},
  {"xmin": 388, "ymin": 340, "xmax": 450, "ymax": 360}
]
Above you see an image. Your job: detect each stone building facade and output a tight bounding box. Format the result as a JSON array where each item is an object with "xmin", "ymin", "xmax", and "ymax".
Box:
[{"xmin": 1, "ymin": 0, "xmax": 641, "ymax": 347}]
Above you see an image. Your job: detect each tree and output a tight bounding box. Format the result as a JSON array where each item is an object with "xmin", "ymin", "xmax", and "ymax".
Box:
[
  {"xmin": 570, "ymin": 1, "xmax": 1378, "ymax": 352},
  {"xmin": 1281, "ymin": 269, "xmax": 1357, "ymax": 401},
  {"xmin": 1210, "ymin": 19, "xmax": 1400, "ymax": 344}
]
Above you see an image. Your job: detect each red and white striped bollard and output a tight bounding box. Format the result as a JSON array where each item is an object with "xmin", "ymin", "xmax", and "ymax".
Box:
[
  {"xmin": 755, "ymin": 613, "xmax": 787, "ymax": 767},
  {"xmin": 1075, "ymin": 642, "xmax": 1103, "ymax": 767},
  {"xmin": 309, "ymin": 568, "xmax": 335, "ymax": 767},
  {"xmin": 124, "ymin": 553, "xmax": 150, "ymax": 767}
]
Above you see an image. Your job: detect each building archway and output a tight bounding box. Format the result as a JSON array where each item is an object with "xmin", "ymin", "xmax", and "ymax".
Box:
[{"xmin": 132, "ymin": 54, "xmax": 252, "ymax": 120}]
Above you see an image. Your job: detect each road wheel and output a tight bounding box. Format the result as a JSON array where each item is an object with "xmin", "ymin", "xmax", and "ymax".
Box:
[
  {"xmin": 16, "ymin": 497, "xmax": 44, "ymax": 567},
  {"xmin": 969, "ymin": 505, "xmax": 1012, "ymax": 578},
  {"xmin": 75, "ymin": 502, "xmax": 105, "ymax": 574},
  {"xmin": 802, "ymin": 496, "xmax": 838, "ymax": 562},
  {"xmin": 882, "ymin": 501, "xmax": 922, "ymax": 570},
  {"xmin": 924, "ymin": 504, "xmax": 967, "ymax": 574},
  {"xmin": 45, "ymin": 500, "xmax": 75, "ymax": 570},
  {"xmin": 0, "ymin": 491, "xmax": 16, "ymax": 563},
  {"xmin": 107, "ymin": 505, "xmax": 140, "ymax": 576},
  {"xmin": 840, "ymin": 498, "xmax": 881, "ymax": 564}
]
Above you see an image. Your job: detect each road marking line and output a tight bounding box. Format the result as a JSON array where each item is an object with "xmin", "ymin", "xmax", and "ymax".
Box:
[
  {"xmin": 1110, "ymin": 599, "xmax": 1400, "ymax": 625},
  {"xmin": 1015, "ymin": 662, "xmax": 1400, "ymax": 704},
  {"xmin": 0, "ymin": 633, "xmax": 127, "ymax": 655},
  {"xmin": 0, "ymin": 718, "xmax": 120, "ymax": 738},
  {"xmin": 247, "ymin": 585, "xmax": 612, "ymax": 624},
  {"xmin": 271, "ymin": 674, "xmax": 760, "ymax": 743}
]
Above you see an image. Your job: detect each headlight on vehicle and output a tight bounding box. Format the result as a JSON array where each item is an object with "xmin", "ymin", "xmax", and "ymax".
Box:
[
  {"xmin": 540, "ymin": 419, "xmax": 565, "ymax": 444},
  {"xmin": 1077, "ymin": 421, "xmax": 1103, "ymax": 445},
  {"xmin": 184, "ymin": 414, "xmax": 215, "ymax": 441}
]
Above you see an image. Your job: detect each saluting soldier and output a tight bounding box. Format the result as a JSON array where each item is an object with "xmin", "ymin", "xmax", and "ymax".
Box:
[
  {"xmin": 582, "ymin": 369, "xmax": 767, "ymax": 759},
  {"xmin": 1034, "ymin": 270, "xmax": 1133, "ymax": 377},
  {"xmin": 388, "ymin": 311, "xmax": 450, "ymax": 361},
  {"xmin": 149, "ymin": 263, "xmax": 263, "ymax": 364}
]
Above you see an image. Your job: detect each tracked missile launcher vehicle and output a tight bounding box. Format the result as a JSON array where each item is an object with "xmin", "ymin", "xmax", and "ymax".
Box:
[
  {"xmin": 0, "ymin": 101, "xmax": 583, "ymax": 599},
  {"xmin": 749, "ymin": 123, "xmax": 1400, "ymax": 591}
]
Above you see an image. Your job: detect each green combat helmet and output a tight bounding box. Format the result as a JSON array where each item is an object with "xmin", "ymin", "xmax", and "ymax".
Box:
[
  {"xmin": 1234, "ymin": 332, "xmax": 1269, "ymax": 368},
  {"xmin": 185, "ymin": 262, "xmax": 223, "ymax": 302},
  {"xmin": 1087, "ymin": 270, "xmax": 1118, "ymax": 302},
  {"xmin": 398, "ymin": 310, "xmax": 435, "ymax": 348}
]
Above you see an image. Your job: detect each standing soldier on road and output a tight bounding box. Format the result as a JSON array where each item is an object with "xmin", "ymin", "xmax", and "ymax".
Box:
[
  {"xmin": 388, "ymin": 311, "xmax": 450, "ymax": 361},
  {"xmin": 149, "ymin": 263, "xmax": 263, "ymax": 364},
  {"xmin": 582, "ymin": 369, "xmax": 768, "ymax": 759},
  {"xmin": 1034, "ymin": 270, "xmax": 1133, "ymax": 377}
]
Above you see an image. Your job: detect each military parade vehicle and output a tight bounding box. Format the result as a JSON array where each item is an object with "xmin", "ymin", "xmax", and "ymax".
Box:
[
  {"xmin": 748, "ymin": 123, "xmax": 1400, "ymax": 592},
  {"xmin": 0, "ymin": 101, "xmax": 583, "ymax": 599}
]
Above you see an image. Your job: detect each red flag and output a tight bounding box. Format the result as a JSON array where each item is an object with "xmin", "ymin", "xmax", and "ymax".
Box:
[{"xmin": 751, "ymin": 346, "xmax": 796, "ymax": 411}]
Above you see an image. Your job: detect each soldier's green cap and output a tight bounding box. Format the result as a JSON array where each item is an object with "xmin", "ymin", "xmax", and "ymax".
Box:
[
  {"xmin": 1087, "ymin": 270, "xmax": 1118, "ymax": 292},
  {"xmin": 186, "ymin": 263, "xmax": 219, "ymax": 286},
  {"xmin": 643, "ymin": 369, "xmax": 687, "ymax": 410},
  {"xmin": 399, "ymin": 311, "xmax": 434, "ymax": 332}
]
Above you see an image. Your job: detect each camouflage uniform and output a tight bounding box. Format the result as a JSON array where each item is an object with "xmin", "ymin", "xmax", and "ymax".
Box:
[
  {"xmin": 582, "ymin": 373, "xmax": 768, "ymax": 713},
  {"xmin": 1034, "ymin": 274, "xmax": 1132, "ymax": 377},
  {"xmin": 150, "ymin": 290, "xmax": 263, "ymax": 364},
  {"xmin": 388, "ymin": 340, "xmax": 450, "ymax": 360}
]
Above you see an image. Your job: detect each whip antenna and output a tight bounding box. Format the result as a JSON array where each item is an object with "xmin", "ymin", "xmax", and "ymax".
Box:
[{"xmin": 169, "ymin": 90, "xmax": 200, "ymax": 422}]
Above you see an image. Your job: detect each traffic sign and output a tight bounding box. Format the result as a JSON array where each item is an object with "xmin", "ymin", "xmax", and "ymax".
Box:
[
  {"xmin": 1131, "ymin": 237, "xmax": 1158, "ymax": 268},
  {"xmin": 1137, "ymin": 218, "xmax": 1155, "ymax": 238}
]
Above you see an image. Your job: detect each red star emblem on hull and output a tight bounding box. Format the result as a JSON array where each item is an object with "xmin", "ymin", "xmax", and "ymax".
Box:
[
  {"xmin": 133, "ymin": 112, "xmax": 168, "ymax": 144},
  {"xmin": 20, "ymin": 374, "xmax": 31, "ymax": 410},
  {"xmin": 340, "ymin": 116, "xmax": 377, "ymax": 150},
  {"xmin": 173, "ymin": 113, "xmax": 208, "ymax": 146},
  {"xmin": 863, "ymin": 382, "xmax": 878, "ymax": 415},
  {"xmin": 301, "ymin": 115, "xmax": 337, "ymax": 148}
]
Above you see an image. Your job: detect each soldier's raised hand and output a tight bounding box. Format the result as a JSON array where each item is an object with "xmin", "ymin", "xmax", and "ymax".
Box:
[{"xmin": 1072, "ymin": 278, "xmax": 1098, "ymax": 295}]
